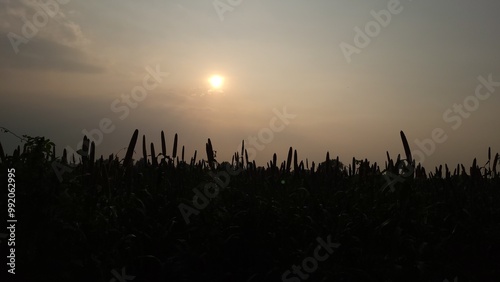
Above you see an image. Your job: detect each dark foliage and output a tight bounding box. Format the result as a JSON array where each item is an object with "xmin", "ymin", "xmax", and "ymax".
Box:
[{"xmin": 1, "ymin": 130, "xmax": 499, "ymax": 282}]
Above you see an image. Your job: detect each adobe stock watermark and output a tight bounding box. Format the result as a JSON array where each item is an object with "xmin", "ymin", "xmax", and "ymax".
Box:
[
  {"xmin": 7, "ymin": 0, "xmax": 71, "ymax": 54},
  {"xmin": 51, "ymin": 65, "xmax": 169, "ymax": 182},
  {"xmin": 282, "ymin": 234, "xmax": 340, "ymax": 282},
  {"xmin": 339, "ymin": 0, "xmax": 410, "ymax": 64},
  {"xmin": 412, "ymin": 74, "xmax": 499, "ymax": 165},
  {"xmin": 109, "ymin": 267, "xmax": 135, "ymax": 282},
  {"xmin": 179, "ymin": 106, "xmax": 297, "ymax": 224},
  {"xmin": 213, "ymin": 0, "xmax": 244, "ymax": 22},
  {"xmin": 382, "ymin": 74, "xmax": 499, "ymax": 189},
  {"xmin": 236, "ymin": 106, "xmax": 297, "ymax": 162},
  {"xmin": 178, "ymin": 162, "xmax": 242, "ymax": 224}
]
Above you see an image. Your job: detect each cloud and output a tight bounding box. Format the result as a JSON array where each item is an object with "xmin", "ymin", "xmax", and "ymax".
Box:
[
  {"xmin": 0, "ymin": 34, "xmax": 103, "ymax": 73},
  {"xmin": 0, "ymin": 0, "xmax": 103, "ymax": 73}
]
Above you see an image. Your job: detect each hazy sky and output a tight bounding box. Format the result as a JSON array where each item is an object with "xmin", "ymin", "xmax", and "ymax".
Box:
[{"xmin": 1, "ymin": 0, "xmax": 499, "ymax": 170}]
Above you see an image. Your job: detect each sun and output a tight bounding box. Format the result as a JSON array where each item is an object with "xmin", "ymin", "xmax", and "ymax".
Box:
[{"xmin": 209, "ymin": 75, "xmax": 224, "ymax": 89}]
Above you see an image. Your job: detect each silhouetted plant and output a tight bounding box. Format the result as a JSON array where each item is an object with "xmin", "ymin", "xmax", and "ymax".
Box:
[{"xmin": 1, "ymin": 129, "xmax": 499, "ymax": 281}]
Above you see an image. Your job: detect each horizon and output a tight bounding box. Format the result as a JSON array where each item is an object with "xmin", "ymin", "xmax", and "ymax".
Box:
[
  {"xmin": 1, "ymin": 0, "xmax": 499, "ymax": 172},
  {"xmin": 0, "ymin": 126, "xmax": 496, "ymax": 173}
]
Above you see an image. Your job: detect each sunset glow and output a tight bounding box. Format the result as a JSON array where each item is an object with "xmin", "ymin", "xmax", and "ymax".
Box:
[{"xmin": 209, "ymin": 75, "xmax": 224, "ymax": 89}]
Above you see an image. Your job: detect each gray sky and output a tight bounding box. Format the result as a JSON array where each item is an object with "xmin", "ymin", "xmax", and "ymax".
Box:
[{"xmin": 1, "ymin": 0, "xmax": 499, "ymax": 170}]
